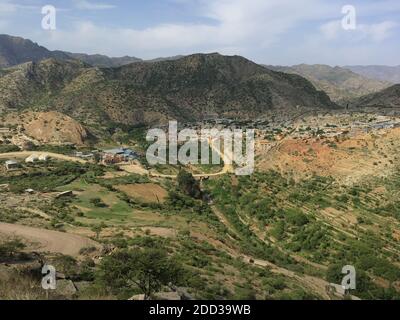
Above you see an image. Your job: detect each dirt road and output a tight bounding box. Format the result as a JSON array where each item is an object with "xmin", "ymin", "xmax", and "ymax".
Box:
[
  {"xmin": 0, "ymin": 151, "xmax": 86, "ymax": 163},
  {"xmin": 0, "ymin": 223, "xmax": 100, "ymax": 256}
]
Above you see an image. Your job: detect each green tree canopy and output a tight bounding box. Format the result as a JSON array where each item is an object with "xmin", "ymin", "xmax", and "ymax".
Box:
[
  {"xmin": 98, "ymin": 248, "xmax": 184, "ymax": 300},
  {"xmin": 177, "ymin": 170, "xmax": 201, "ymax": 199}
]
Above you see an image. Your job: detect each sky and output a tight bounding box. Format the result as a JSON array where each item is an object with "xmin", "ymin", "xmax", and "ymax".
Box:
[{"xmin": 0, "ymin": 0, "xmax": 399, "ymax": 66}]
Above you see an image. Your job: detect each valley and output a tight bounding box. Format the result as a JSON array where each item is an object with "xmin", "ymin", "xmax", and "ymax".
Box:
[{"xmin": 1, "ymin": 35, "xmax": 400, "ymax": 301}]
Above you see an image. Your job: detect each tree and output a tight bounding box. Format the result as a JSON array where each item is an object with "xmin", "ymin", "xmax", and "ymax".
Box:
[
  {"xmin": 90, "ymin": 198, "xmax": 107, "ymax": 208},
  {"xmin": 0, "ymin": 238, "xmax": 26, "ymax": 261},
  {"xmin": 91, "ymin": 222, "xmax": 106, "ymax": 239},
  {"xmin": 98, "ymin": 248, "xmax": 184, "ymax": 300},
  {"xmin": 177, "ymin": 170, "xmax": 201, "ymax": 199}
]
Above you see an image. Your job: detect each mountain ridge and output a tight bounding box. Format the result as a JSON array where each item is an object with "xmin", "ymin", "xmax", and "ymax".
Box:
[{"xmin": 0, "ymin": 54, "xmax": 338, "ymax": 129}]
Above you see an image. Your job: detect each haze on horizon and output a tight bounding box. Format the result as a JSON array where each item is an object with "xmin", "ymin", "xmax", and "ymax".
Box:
[{"xmin": 0, "ymin": 0, "xmax": 399, "ymax": 66}]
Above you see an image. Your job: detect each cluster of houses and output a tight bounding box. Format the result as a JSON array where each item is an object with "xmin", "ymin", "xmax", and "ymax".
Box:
[
  {"xmin": 101, "ymin": 148, "xmax": 138, "ymax": 164},
  {"xmin": 74, "ymin": 147, "xmax": 138, "ymax": 165}
]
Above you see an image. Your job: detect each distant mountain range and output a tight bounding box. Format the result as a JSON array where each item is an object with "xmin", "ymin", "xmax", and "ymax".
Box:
[
  {"xmin": 1, "ymin": 33, "xmax": 400, "ymax": 132},
  {"xmin": 265, "ymin": 64, "xmax": 392, "ymax": 103},
  {"xmin": 344, "ymin": 65, "xmax": 400, "ymax": 84},
  {"xmin": 0, "ymin": 34, "xmax": 182, "ymax": 68}
]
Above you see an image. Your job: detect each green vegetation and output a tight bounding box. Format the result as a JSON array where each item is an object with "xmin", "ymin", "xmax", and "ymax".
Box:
[
  {"xmin": 204, "ymin": 169, "xmax": 400, "ymax": 299},
  {"xmin": 0, "ymin": 238, "xmax": 26, "ymax": 261},
  {"xmin": 177, "ymin": 170, "xmax": 201, "ymax": 199},
  {"xmin": 98, "ymin": 247, "xmax": 185, "ymax": 300},
  {"xmin": 0, "ymin": 161, "xmax": 104, "ymax": 192}
]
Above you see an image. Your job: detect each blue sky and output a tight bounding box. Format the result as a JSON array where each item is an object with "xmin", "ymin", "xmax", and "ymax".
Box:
[{"xmin": 0, "ymin": 0, "xmax": 399, "ymax": 65}]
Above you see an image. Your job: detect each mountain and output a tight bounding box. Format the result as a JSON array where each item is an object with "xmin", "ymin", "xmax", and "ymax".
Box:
[
  {"xmin": 265, "ymin": 64, "xmax": 392, "ymax": 104},
  {"xmin": 354, "ymin": 84, "xmax": 400, "ymax": 108},
  {"xmin": 344, "ymin": 65, "xmax": 400, "ymax": 84},
  {"xmin": 0, "ymin": 34, "xmax": 142, "ymax": 68},
  {"xmin": 0, "ymin": 34, "xmax": 69, "ymax": 68},
  {"xmin": 0, "ymin": 54, "xmax": 337, "ymax": 129},
  {"xmin": 57, "ymin": 52, "xmax": 142, "ymax": 68}
]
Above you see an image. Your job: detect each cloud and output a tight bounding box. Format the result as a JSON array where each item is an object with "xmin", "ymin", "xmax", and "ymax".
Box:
[
  {"xmin": 4, "ymin": 0, "xmax": 400, "ymax": 65},
  {"xmin": 320, "ymin": 20, "xmax": 399, "ymax": 42},
  {"xmin": 0, "ymin": 0, "xmax": 39, "ymax": 15},
  {"xmin": 74, "ymin": 0, "xmax": 116, "ymax": 10},
  {"xmin": 37, "ymin": 0, "xmax": 333, "ymax": 58}
]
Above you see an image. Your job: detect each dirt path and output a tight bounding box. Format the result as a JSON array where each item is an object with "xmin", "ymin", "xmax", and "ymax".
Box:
[
  {"xmin": 0, "ymin": 223, "xmax": 101, "ymax": 256},
  {"xmin": 0, "ymin": 151, "xmax": 86, "ymax": 163}
]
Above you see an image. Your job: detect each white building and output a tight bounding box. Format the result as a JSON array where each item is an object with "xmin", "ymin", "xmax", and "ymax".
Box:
[
  {"xmin": 5, "ymin": 160, "xmax": 19, "ymax": 171},
  {"xmin": 39, "ymin": 154, "xmax": 49, "ymax": 161},
  {"xmin": 25, "ymin": 155, "xmax": 39, "ymax": 163}
]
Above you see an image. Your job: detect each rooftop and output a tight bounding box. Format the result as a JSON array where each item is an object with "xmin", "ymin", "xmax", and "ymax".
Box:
[{"xmin": 5, "ymin": 160, "xmax": 18, "ymax": 165}]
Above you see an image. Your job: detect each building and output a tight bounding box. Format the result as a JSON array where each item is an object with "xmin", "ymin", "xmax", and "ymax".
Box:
[
  {"xmin": 5, "ymin": 160, "xmax": 19, "ymax": 171},
  {"xmin": 25, "ymin": 155, "xmax": 39, "ymax": 163},
  {"xmin": 25, "ymin": 154, "xmax": 49, "ymax": 163},
  {"xmin": 0, "ymin": 128, "xmax": 11, "ymax": 135},
  {"xmin": 102, "ymin": 148, "xmax": 137, "ymax": 164},
  {"xmin": 75, "ymin": 151, "xmax": 95, "ymax": 160},
  {"xmin": 38, "ymin": 154, "xmax": 49, "ymax": 161}
]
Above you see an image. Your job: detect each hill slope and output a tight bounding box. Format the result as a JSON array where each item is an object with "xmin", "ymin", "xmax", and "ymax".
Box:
[
  {"xmin": 0, "ymin": 54, "xmax": 338, "ymax": 127},
  {"xmin": 266, "ymin": 64, "xmax": 391, "ymax": 103},
  {"xmin": 354, "ymin": 84, "xmax": 400, "ymax": 108}
]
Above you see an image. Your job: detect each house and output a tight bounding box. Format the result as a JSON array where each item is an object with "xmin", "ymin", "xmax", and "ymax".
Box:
[
  {"xmin": 102, "ymin": 148, "xmax": 137, "ymax": 164},
  {"xmin": 75, "ymin": 151, "xmax": 94, "ymax": 160},
  {"xmin": 25, "ymin": 155, "xmax": 39, "ymax": 163},
  {"xmin": 0, "ymin": 128, "xmax": 11, "ymax": 134},
  {"xmin": 39, "ymin": 154, "xmax": 49, "ymax": 161},
  {"xmin": 56, "ymin": 190, "xmax": 74, "ymax": 199},
  {"xmin": 5, "ymin": 160, "xmax": 19, "ymax": 171}
]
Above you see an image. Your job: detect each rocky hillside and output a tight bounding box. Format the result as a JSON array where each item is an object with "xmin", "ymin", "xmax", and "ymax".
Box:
[
  {"xmin": 345, "ymin": 65, "xmax": 400, "ymax": 84},
  {"xmin": 354, "ymin": 84, "xmax": 400, "ymax": 108},
  {"xmin": 266, "ymin": 64, "xmax": 391, "ymax": 104},
  {"xmin": 0, "ymin": 54, "xmax": 338, "ymax": 128},
  {"xmin": 3, "ymin": 111, "xmax": 90, "ymax": 145}
]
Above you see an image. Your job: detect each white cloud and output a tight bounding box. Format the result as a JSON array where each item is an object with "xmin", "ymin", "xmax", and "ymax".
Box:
[
  {"xmin": 36, "ymin": 0, "xmax": 333, "ymax": 58},
  {"xmin": 320, "ymin": 20, "xmax": 398, "ymax": 42},
  {"xmin": 74, "ymin": 0, "xmax": 116, "ymax": 10},
  {"xmin": 0, "ymin": 0, "xmax": 39, "ymax": 15},
  {"xmin": 3, "ymin": 0, "xmax": 399, "ymax": 65}
]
